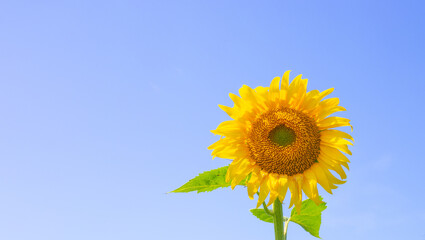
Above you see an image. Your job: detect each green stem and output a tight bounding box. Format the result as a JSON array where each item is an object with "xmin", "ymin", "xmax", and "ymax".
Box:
[
  {"xmin": 273, "ymin": 199, "xmax": 284, "ymax": 240},
  {"xmin": 262, "ymin": 201, "xmax": 273, "ymax": 215}
]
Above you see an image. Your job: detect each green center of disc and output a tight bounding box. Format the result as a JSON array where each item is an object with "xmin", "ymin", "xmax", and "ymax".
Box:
[{"xmin": 268, "ymin": 125, "xmax": 296, "ymax": 147}]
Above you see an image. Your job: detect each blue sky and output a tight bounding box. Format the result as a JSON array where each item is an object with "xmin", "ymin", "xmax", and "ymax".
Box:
[{"xmin": 0, "ymin": 1, "xmax": 424, "ymax": 239}]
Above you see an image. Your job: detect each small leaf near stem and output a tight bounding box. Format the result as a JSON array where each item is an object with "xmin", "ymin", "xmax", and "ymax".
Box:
[
  {"xmin": 263, "ymin": 201, "xmax": 273, "ymax": 216},
  {"xmin": 250, "ymin": 209, "xmax": 274, "ymax": 223}
]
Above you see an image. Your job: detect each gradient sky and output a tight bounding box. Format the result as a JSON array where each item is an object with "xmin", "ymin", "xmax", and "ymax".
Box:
[{"xmin": 0, "ymin": 1, "xmax": 424, "ymax": 240}]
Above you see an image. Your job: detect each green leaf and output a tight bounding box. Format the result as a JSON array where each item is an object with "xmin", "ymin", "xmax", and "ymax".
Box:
[
  {"xmin": 290, "ymin": 198, "xmax": 327, "ymax": 238},
  {"xmin": 250, "ymin": 209, "xmax": 274, "ymax": 223},
  {"xmin": 250, "ymin": 208, "xmax": 290, "ymax": 224},
  {"xmin": 170, "ymin": 166, "xmax": 247, "ymax": 193}
]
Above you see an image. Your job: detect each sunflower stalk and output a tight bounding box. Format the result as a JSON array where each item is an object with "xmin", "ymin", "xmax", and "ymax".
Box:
[{"xmin": 273, "ymin": 199, "xmax": 285, "ymax": 240}]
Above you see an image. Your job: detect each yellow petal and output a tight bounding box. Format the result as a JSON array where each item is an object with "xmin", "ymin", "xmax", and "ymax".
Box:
[
  {"xmin": 231, "ymin": 168, "xmax": 252, "ymax": 189},
  {"xmin": 210, "ymin": 120, "xmax": 244, "ymax": 137},
  {"xmin": 218, "ymin": 104, "xmax": 235, "ymax": 118},
  {"xmin": 254, "ymin": 86, "xmax": 269, "ymax": 108},
  {"xmin": 287, "ymin": 75, "xmax": 304, "ymax": 107},
  {"xmin": 317, "ymin": 117, "xmax": 352, "ymax": 130},
  {"xmin": 321, "ymin": 131, "xmax": 354, "ymax": 146},
  {"xmin": 320, "ymin": 145, "xmax": 350, "ymax": 170},
  {"xmin": 301, "ymin": 90, "xmax": 320, "ymax": 111},
  {"xmin": 317, "ymin": 88, "xmax": 334, "ymax": 100},
  {"xmin": 321, "ymin": 129, "xmax": 354, "ymax": 143},
  {"xmin": 302, "ymin": 169, "xmax": 322, "ymax": 205},
  {"xmin": 287, "ymin": 178, "xmax": 297, "ymax": 208},
  {"xmin": 239, "ymin": 85, "xmax": 258, "ymax": 106},
  {"xmin": 319, "ymin": 163, "xmax": 346, "ymax": 185},
  {"xmin": 302, "ymin": 88, "xmax": 334, "ymax": 113},
  {"xmin": 311, "ymin": 164, "xmax": 333, "ymax": 194},
  {"xmin": 291, "ymin": 175, "xmax": 303, "ymax": 213},
  {"xmin": 266, "ymin": 174, "xmax": 280, "ymax": 206},
  {"xmin": 280, "ymin": 70, "xmax": 291, "ymax": 92},
  {"xmin": 317, "ymin": 106, "xmax": 346, "ymax": 120},
  {"xmin": 247, "ymin": 167, "xmax": 261, "ymax": 199},
  {"xmin": 277, "ymin": 175, "xmax": 289, "ymax": 202},
  {"xmin": 315, "ymin": 97, "xmax": 339, "ymax": 112},
  {"xmin": 318, "ymin": 156, "xmax": 347, "ymax": 179},
  {"xmin": 230, "ymin": 159, "xmax": 253, "ymax": 189},
  {"xmin": 229, "ymin": 93, "xmax": 243, "ymax": 108},
  {"xmin": 288, "ymin": 177, "xmax": 301, "ymax": 210},
  {"xmin": 293, "ymin": 79, "xmax": 308, "ymax": 109},
  {"xmin": 208, "ymin": 137, "xmax": 236, "ymax": 152},
  {"xmin": 212, "ymin": 147, "xmax": 243, "ymax": 159},
  {"xmin": 269, "ymin": 76, "xmax": 281, "ymax": 102},
  {"xmin": 321, "ymin": 142, "xmax": 352, "ymax": 155},
  {"xmin": 320, "ymin": 131, "xmax": 353, "ymax": 156},
  {"xmin": 256, "ymin": 175, "xmax": 270, "ymax": 208},
  {"xmin": 288, "ymin": 74, "xmax": 302, "ymax": 90},
  {"xmin": 226, "ymin": 158, "xmax": 246, "ymax": 182},
  {"xmin": 212, "ymin": 120, "xmax": 239, "ymax": 131}
]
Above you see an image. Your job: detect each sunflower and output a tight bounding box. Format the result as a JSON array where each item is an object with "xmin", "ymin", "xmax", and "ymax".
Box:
[{"xmin": 208, "ymin": 71, "xmax": 353, "ymax": 212}]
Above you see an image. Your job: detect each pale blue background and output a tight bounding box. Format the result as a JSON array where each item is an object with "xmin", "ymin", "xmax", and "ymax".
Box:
[{"xmin": 0, "ymin": 1, "xmax": 424, "ymax": 239}]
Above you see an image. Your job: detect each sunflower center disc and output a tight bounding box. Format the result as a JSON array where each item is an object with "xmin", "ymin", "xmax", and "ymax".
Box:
[
  {"xmin": 268, "ymin": 125, "xmax": 296, "ymax": 147},
  {"xmin": 246, "ymin": 107, "xmax": 321, "ymax": 176}
]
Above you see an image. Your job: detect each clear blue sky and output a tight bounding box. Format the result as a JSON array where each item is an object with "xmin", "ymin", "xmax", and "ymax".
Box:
[{"xmin": 0, "ymin": 1, "xmax": 424, "ymax": 239}]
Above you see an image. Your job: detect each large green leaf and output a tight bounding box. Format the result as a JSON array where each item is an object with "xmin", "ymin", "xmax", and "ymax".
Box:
[
  {"xmin": 290, "ymin": 199, "xmax": 327, "ymax": 238},
  {"xmin": 250, "ymin": 209, "xmax": 274, "ymax": 223},
  {"xmin": 170, "ymin": 166, "xmax": 247, "ymax": 193}
]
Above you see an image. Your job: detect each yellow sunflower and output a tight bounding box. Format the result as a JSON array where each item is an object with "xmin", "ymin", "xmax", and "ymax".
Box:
[{"xmin": 208, "ymin": 71, "xmax": 353, "ymax": 212}]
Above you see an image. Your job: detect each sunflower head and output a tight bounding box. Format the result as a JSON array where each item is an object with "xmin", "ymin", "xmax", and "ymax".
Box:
[{"xmin": 208, "ymin": 71, "xmax": 353, "ymax": 212}]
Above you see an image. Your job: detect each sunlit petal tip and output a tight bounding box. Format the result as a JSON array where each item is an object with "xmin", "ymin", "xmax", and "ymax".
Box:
[
  {"xmin": 247, "ymin": 183, "xmax": 259, "ymax": 199},
  {"xmin": 228, "ymin": 93, "xmax": 237, "ymax": 99},
  {"xmin": 270, "ymin": 76, "xmax": 281, "ymax": 87},
  {"xmin": 228, "ymin": 93, "xmax": 243, "ymax": 108},
  {"xmin": 209, "ymin": 130, "xmax": 218, "ymax": 135},
  {"xmin": 266, "ymin": 193, "xmax": 278, "ymax": 207},
  {"xmin": 281, "ymin": 70, "xmax": 291, "ymax": 89},
  {"xmin": 288, "ymin": 201, "xmax": 294, "ymax": 209},
  {"xmin": 283, "ymin": 70, "xmax": 292, "ymax": 75},
  {"xmin": 218, "ymin": 104, "xmax": 234, "ymax": 116},
  {"xmin": 342, "ymin": 163, "xmax": 350, "ymax": 170}
]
